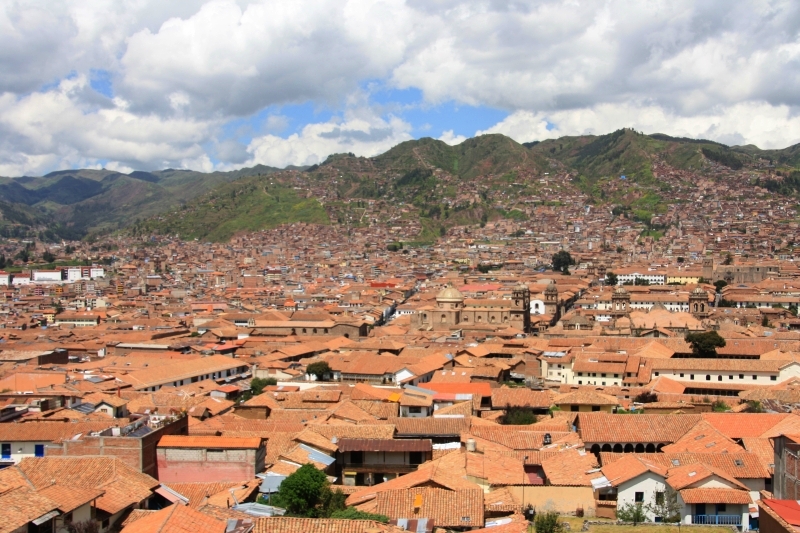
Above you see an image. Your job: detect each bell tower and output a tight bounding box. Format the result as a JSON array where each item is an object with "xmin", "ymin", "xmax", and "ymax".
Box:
[
  {"xmin": 513, "ymin": 282, "xmax": 531, "ymax": 333},
  {"xmin": 689, "ymin": 287, "xmax": 710, "ymax": 319},
  {"xmin": 611, "ymin": 286, "xmax": 631, "ymax": 317}
]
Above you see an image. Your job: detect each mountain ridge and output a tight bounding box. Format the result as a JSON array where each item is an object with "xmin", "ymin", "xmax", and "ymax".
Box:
[{"xmin": 2, "ymin": 129, "xmax": 799, "ymax": 242}]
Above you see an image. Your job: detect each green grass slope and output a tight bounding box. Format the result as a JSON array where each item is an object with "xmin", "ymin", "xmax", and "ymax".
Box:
[{"xmin": 133, "ymin": 176, "xmax": 329, "ymax": 241}]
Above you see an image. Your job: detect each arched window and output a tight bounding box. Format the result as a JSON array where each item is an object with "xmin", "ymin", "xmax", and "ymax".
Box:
[{"xmin": 441, "ymin": 314, "xmax": 447, "ymax": 323}]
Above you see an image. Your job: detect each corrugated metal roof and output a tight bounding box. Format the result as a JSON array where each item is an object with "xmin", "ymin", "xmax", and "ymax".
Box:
[{"xmin": 337, "ymin": 438, "xmax": 432, "ymax": 452}]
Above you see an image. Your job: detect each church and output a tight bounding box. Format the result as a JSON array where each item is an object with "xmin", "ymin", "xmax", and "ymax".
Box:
[{"xmin": 413, "ymin": 282, "xmax": 559, "ymax": 333}]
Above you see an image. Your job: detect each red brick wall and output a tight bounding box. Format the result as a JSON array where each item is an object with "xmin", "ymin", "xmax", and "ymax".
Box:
[{"xmin": 46, "ymin": 416, "xmax": 188, "ymax": 477}]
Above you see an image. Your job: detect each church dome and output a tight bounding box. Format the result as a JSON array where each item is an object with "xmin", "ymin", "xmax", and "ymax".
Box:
[
  {"xmin": 436, "ymin": 284, "xmax": 464, "ymax": 303},
  {"xmin": 614, "ymin": 285, "xmax": 629, "ymax": 295},
  {"xmin": 544, "ymin": 282, "xmax": 558, "ymax": 294},
  {"xmin": 691, "ymin": 286, "xmax": 706, "ymax": 295}
]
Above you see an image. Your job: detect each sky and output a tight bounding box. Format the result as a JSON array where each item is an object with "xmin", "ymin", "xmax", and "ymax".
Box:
[{"xmin": 2, "ymin": 0, "xmax": 800, "ymax": 176}]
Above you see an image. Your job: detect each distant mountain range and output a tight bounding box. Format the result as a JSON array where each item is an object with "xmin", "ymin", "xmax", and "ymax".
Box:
[{"xmin": 1, "ymin": 129, "xmax": 798, "ymax": 242}]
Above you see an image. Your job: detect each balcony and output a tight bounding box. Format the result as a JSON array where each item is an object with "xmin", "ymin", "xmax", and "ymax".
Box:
[
  {"xmin": 342, "ymin": 463, "xmax": 420, "ymax": 473},
  {"xmin": 692, "ymin": 515, "xmax": 741, "ymax": 526}
]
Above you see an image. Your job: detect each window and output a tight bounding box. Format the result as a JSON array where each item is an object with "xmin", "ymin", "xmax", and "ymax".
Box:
[
  {"xmin": 571, "ymin": 406, "xmax": 580, "ymax": 412},
  {"xmin": 614, "ymin": 374, "xmax": 618, "ymax": 378},
  {"xmin": 409, "ymin": 451, "xmax": 423, "ymax": 465},
  {"xmin": 706, "ymin": 375, "xmax": 711, "ymax": 381},
  {"xmin": 63, "ymin": 512, "xmax": 73, "ymax": 524},
  {"xmin": 578, "ymin": 372, "xmax": 583, "ymax": 376},
  {"xmin": 34, "ymin": 444, "xmax": 44, "ymax": 457},
  {"xmin": 771, "ymin": 376, "xmax": 777, "ymax": 381},
  {"xmin": 655, "ymin": 372, "xmax": 659, "ymax": 376},
  {"xmin": 690, "ymin": 374, "xmax": 694, "ymax": 380},
  {"xmin": 409, "ymin": 406, "xmax": 422, "ymax": 414},
  {"xmin": 753, "ymin": 375, "xmax": 757, "ymax": 380},
  {"xmin": 601, "ymin": 373, "xmax": 606, "ymax": 377},
  {"xmin": 715, "ymin": 504, "xmax": 726, "ymax": 513},
  {"xmin": 350, "ymin": 451, "xmax": 363, "ymax": 464},
  {"xmin": 592, "ymin": 406, "xmax": 601, "ymax": 412},
  {"xmin": 739, "ymin": 374, "xmax": 744, "ymax": 379},
  {"xmin": 578, "ymin": 381, "xmax": 582, "ymax": 385},
  {"xmin": 718, "ymin": 375, "xmax": 722, "ymax": 381},
  {"xmin": 729, "ymin": 375, "xmax": 734, "ymax": 380},
  {"xmin": 635, "ymin": 492, "xmax": 644, "ymax": 503},
  {"xmin": 1, "ymin": 443, "xmax": 9, "ymax": 459},
  {"xmin": 655, "ymin": 492, "xmax": 664, "ymax": 505},
  {"xmin": 680, "ymin": 373, "xmax": 684, "ymax": 378},
  {"xmin": 601, "ymin": 382, "xmax": 606, "ymax": 386}
]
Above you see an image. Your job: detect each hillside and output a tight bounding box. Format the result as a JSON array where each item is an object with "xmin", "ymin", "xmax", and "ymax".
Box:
[
  {"xmin": 132, "ymin": 177, "xmax": 328, "ymax": 242},
  {"xmin": 0, "ymin": 164, "xmax": 287, "ymax": 240},
  {"xmin": 4, "ymin": 129, "xmax": 800, "ymax": 242}
]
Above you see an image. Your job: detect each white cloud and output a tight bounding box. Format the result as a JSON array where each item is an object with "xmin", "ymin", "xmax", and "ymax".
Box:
[
  {"xmin": 0, "ymin": 75, "xmax": 217, "ymax": 176},
  {"xmin": 245, "ymin": 111, "xmax": 412, "ymax": 167},
  {"xmin": 2, "ymin": 0, "xmax": 800, "ymax": 173},
  {"xmin": 477, "ymin": 101, "xmax": 800, "ymax": 150},
  {"xmin": 438, "ymin": 130, "xmax": 466, "ymax": 146}
]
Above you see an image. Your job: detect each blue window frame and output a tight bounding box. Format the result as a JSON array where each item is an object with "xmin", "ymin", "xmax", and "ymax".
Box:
[
  {"xmin": 1, "ymin": 443, "xmax": 10, "ymax": 459},
  {"xmin": 35, "ymin": 444, "xmax": 45, "ymax": 457}
]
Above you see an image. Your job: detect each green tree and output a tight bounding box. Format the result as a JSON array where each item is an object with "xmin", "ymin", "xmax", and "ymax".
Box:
[
  {"xmin": 551, "ymin": 250, "xmax": 574, "ymax": 273},
  {"xmin": 306, "ymin": 361, "xmax": 332, "ymax": 381},
  {"xmin": 319, "ymin": 487, "xmax": 347, "ymax": 517},
  {"xmin": 616, "ymin": 502, "xmax": 648, "ymax": 525},
  {"xmin": 605, "ymin": 272, "xmax": 618, "ymax": 286},
  {"xmin": 634, "ymin": 277, "xmax": 651, "ymax": 286},
  {"xmin": 712, "ymin": 399, "xmax": 730, "ymax": 412},
  {"xmin": 648, "ymin": 488, "xmax": 681, "ymax": 525},
  {"xmin": 685, "ymin": 331, "xmax": 726, "ymax": 357},
  {"xmin": 714, "ymin": 280, "xmax": 728, "ymax": 292},
  {"xmin": 42, "ymin": 251, "xmax": 56, "ymax": 263},
  {"xmin": 273, "ymin": 464, "xmax": 328, "ymax": 516},
  {"xmin": 503, "ymin": 408, "xmax": 538, "ymax": 425},
  {"xmin": 15, "ymin": 249, "xmax": 30, "ymax": 263},
  {"xmin": 533, "ymin": 510, "xmax": 564, "ymax": 533},
  {"xmin": 0, "ymin": 254, "xmax": 5, "ymax": 269},
  {"xmin": 250, "ymin": 377, "xmax": 277, "ymax": 396},
  {"xmin": 743, "ymin": 400, "xmax": 765, "ymax": 413},
  {"xmin": 723, "ymin": 252, "xmax": 733, "ymax": 265}
]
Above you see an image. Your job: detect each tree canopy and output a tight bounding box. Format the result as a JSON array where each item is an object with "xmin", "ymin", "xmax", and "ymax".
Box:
[
  {"xmin": 551, "ymin": 250, "xmax": 575, "ymax": 273},
  {"xmin": 306, "ymin": 361, "xmax": 332, "ymax": 381},
  {"xmin": 605, "ymin": 271, "xmax": 618, "ymax": 286},
  {"xmin": 685, "ymin": 331, "xmax": 726, "ymax": 357}
]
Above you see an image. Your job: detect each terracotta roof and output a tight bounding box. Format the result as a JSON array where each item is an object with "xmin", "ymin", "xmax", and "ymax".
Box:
[
  {"xmin": 0, "ymin": 486, "xmax": 59, "ymax": 533},
  {"xmin": 491, "ymin": 388, "xmax": 554, "ymax": 409},
  {"xmin": 391, "ymin": 417, "xmax": 470, "ymax": 436},
  {"xmin": 251, "ymin": 517, "xmax": 397, "ymax": 533},
  {"xmin": 678, "ymin": 488, "xmax": 751, "ymax": 504},
  {"xmin": 17, "ymin": 456, "xmax": 158, "ymax": 515},
  {"xmin": 0, "ymin": 420, "xmax": 116, "ymax": 442},
  {"xmin": 163, "ymin": 481, "xmax": 247, "ymax": 508},
  {"xmin": 158, "ymin": 435, "xmax": 262, "ymax": 449},
  {"xmin": 577, "ymin": 413, "xmax": 701, "ymax": 444},
  {"xmin": 37, "ymin": 483, "xmax": 104, "ymax": 513},
  {"xmin": 599, "ymin": 452, "xmax": 770, "ymax": 479},
  {"xmin": 600, "ymin": 455, "xmax": 667, "ymax": 487},
  {"xmin": 541, "ymin": 449, "xmax": 600, "ymax": 486},
  {"xmin": 700, "ymin": 412, "xmax": 792, "ymax": 439},
  {"xmin": 661, "ymin": 420, "xmax": 745, "ymax": 454},
  {"xmin": 375, "ymin": 487, "xmax": 484, "ymax": 528},
  {"xmin": 120, "ymin": 502, "xmax": 226, "ymax": 533}
]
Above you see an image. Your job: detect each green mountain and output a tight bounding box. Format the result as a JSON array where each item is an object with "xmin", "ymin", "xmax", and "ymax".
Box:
[
  {"xmin": 0, "ymin": 164, "xmax": 288, "ymax": 240},
  {"xmin": 132, "ymin": 175, "xmax": 328, "ymax": 242},
  {"xmin": 5, "ymin": 128, "xmax": 800, "ymax": 243}
]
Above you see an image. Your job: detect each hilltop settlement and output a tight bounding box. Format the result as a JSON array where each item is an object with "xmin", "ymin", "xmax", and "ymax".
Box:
[{"xmin": 6, "ymin": 131, "xmax": 800, "ymax": 533}]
